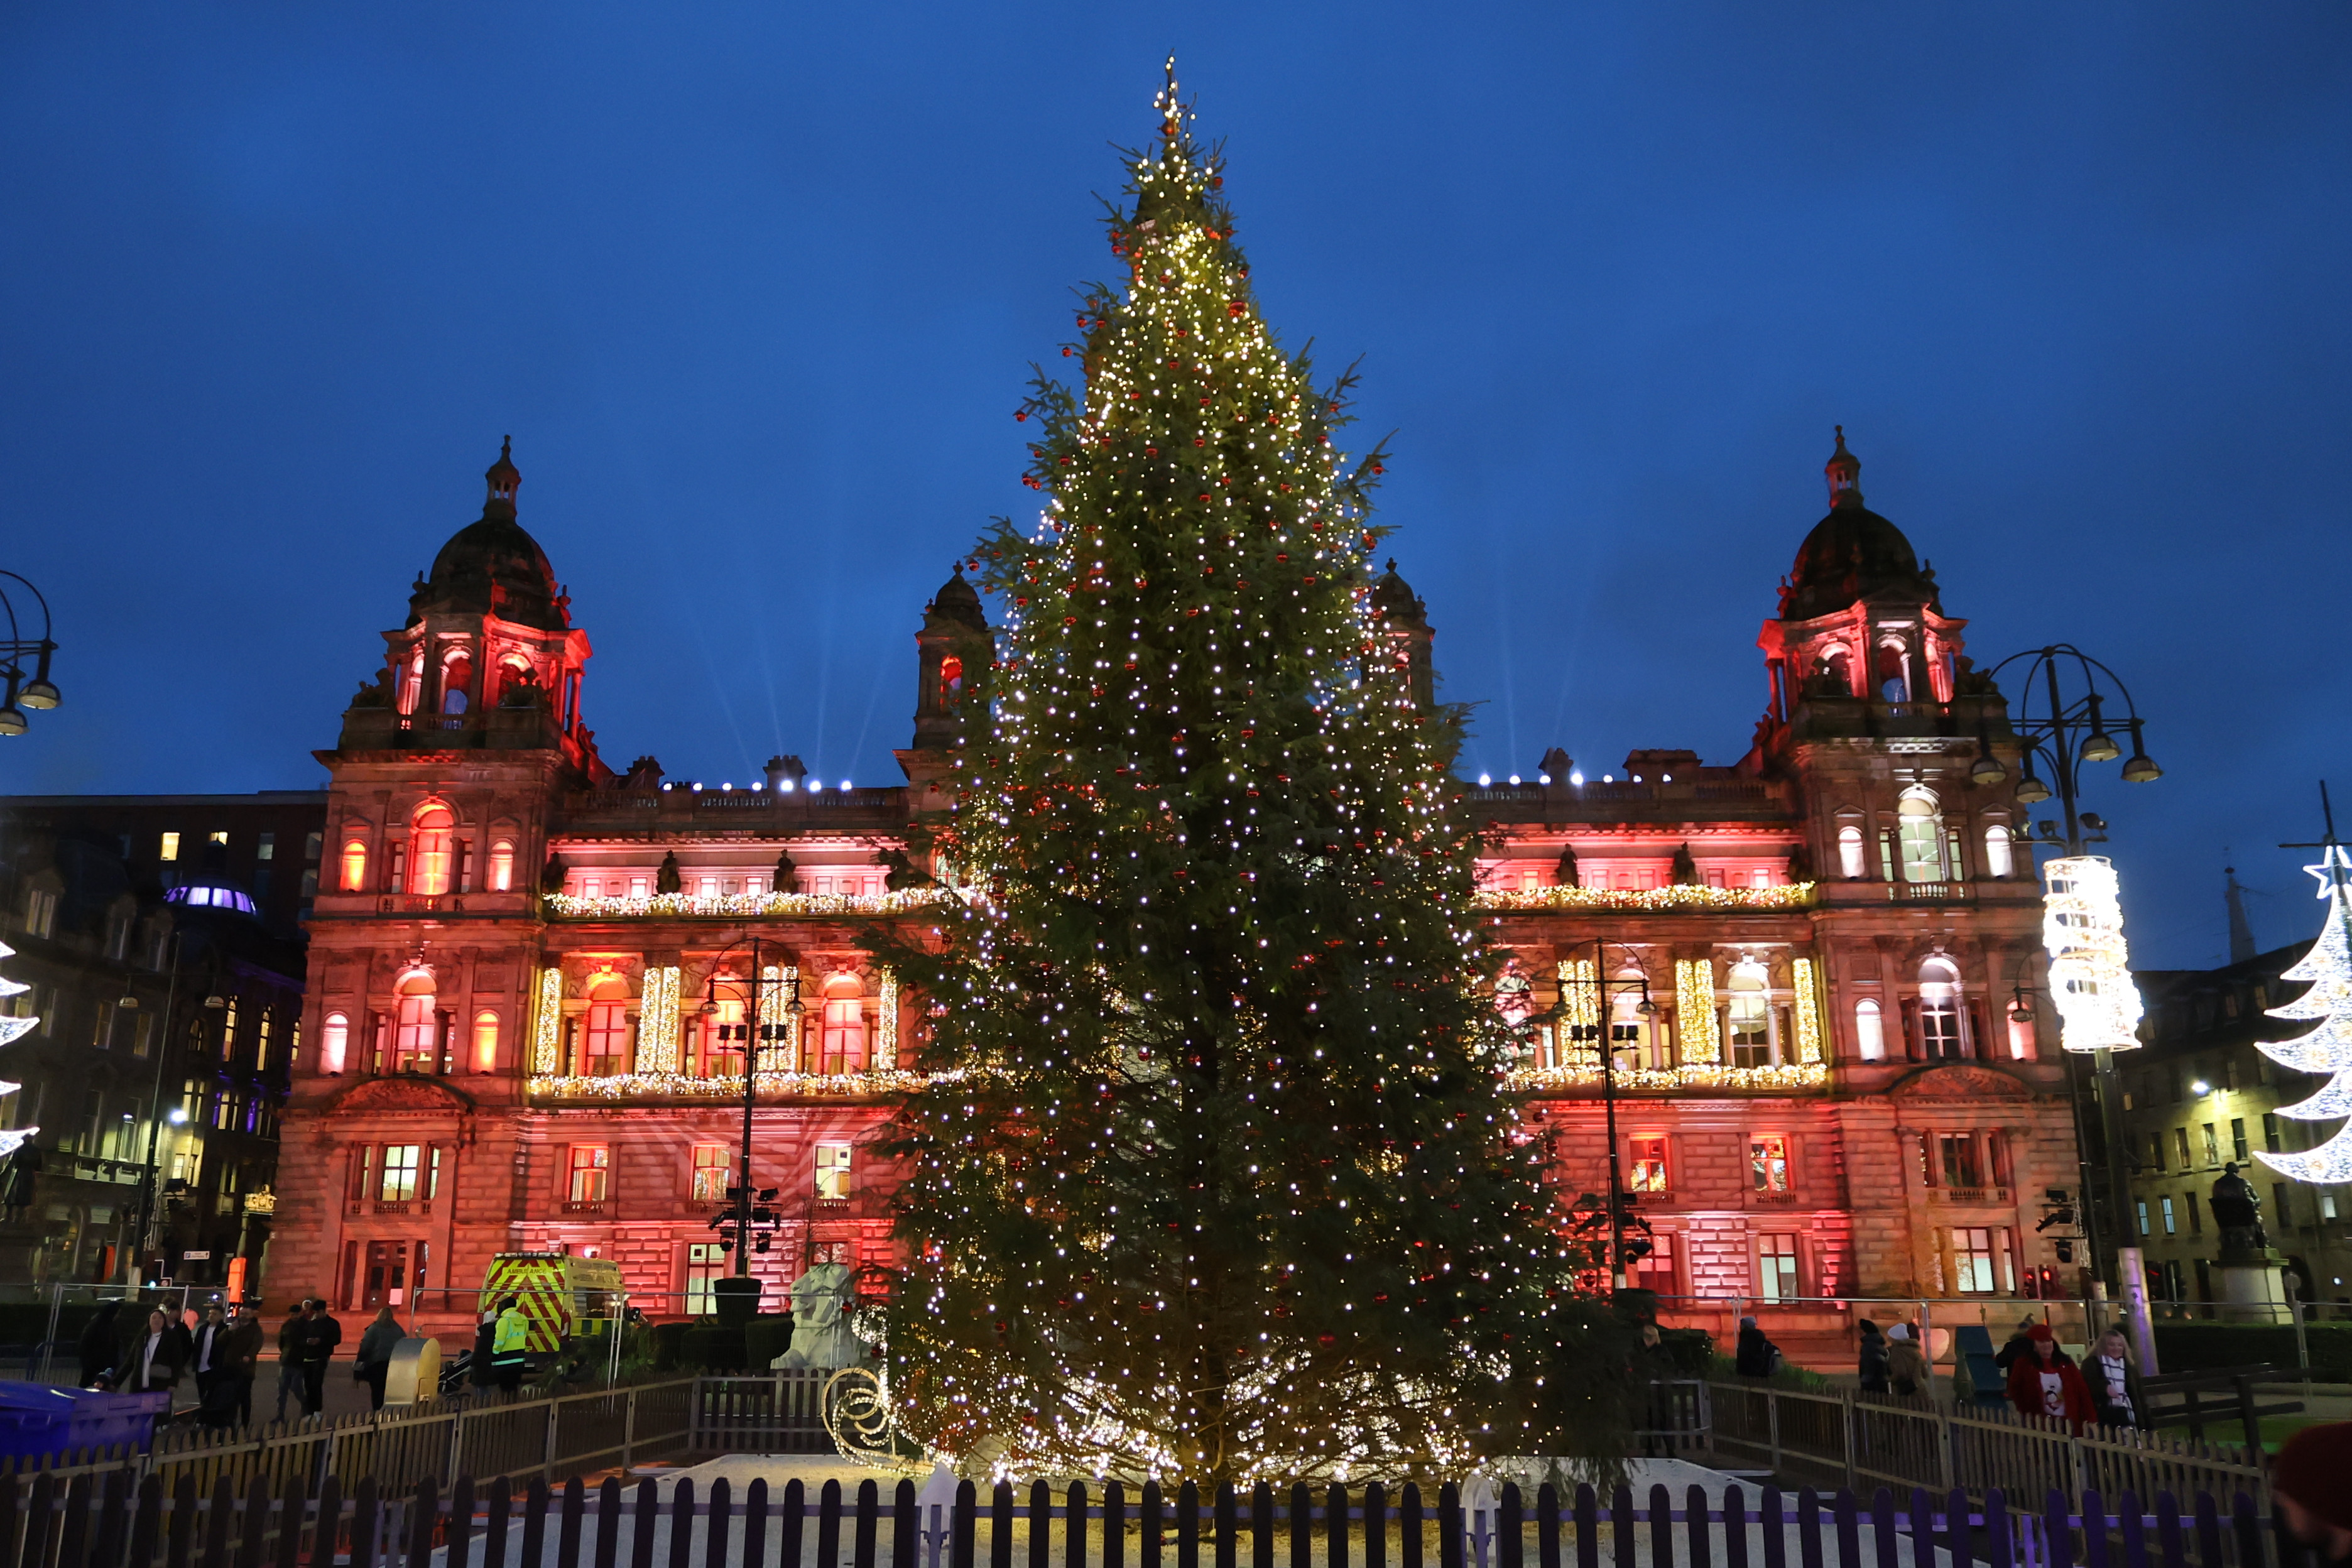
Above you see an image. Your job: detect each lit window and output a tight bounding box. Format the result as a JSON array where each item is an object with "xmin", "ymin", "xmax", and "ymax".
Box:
[
  {"xmin": 488, "ymin": 841, "xmax": 514, "ymax": 893},
  {"xmin": 160, "ymin": 831, "xmax": 180, "ymax": 862},
  {"xmin": 819, "ymin": 975, "xmax": 866, "ymax": 1074},
  {"xmin": 379, "ymin": 1145, "xmax": 423, "ymax": 1203},
  {"xmin": 1939, "ymin": 1133, "xmax": 1983, "ymax": 1189},
  {"xmin": 1918, "ymin": 958, "xmax": 1966, "ymax": 1059},
  {"xmin": 690, "ymin": 1145, "xmax": 731, "ymax": 1203},
  {"xmin": 1758, "ymin": 1233, "xmax": 1799, "ymax": 1300},
  {"xmin": 815, "ymin": 1142, "xmax": 852, "ymax": 1199},
  {"xmin": 685, "ymin": 1242, "xmax": 726, "ymax": 1315},
  {"xmin": 1984, "ymin": 825, "xmax": 2013, "ymax": 879},
  {"xmin": 1750, "ymin": 1135, "xmax": 1790, "ymax": 1192},
  {"xmin": 472, "ymin": 1011, "xmax": 499, "ymax": 1072},
  {"xmin": 1950, "ymin": 1227, "xmax": 2003, "ymax": 1294},
  {"xmin": 1897, "ymin": 790, "xmax": 1944, "ymax": 883},
  {"xmin": 2136, "ymin": 1200, "xmax": 2150, "ymax": 1239},
  {"xmin": 567, "ymin": 1146, "xmax": 610, "ymax": 1204},
  {"xmin": 209, "ymin": 830, "xmax": 227, "ymax": 846},
  {"xmin": 939, "ymin": 654, "xmax": 964, "ymax": 695},
  {"xmin": 257, "ymin": 832, "xmax": 275, "ymax": 862},
  {"xmin": 24, "ymin": 889, "xmax": 57, "ymax": 940},
  {"xmin": 1611, "ymin": 971, "xmax": 1664, "ymax": 1069},
  {"xmin": 341, "ymin": 840, "xmax": 369, "ymax": 892},
  {"xmin": 255, "ymin": 1013, "xmax": 273, "ymax": 1072},
  {"xmin": 1628, "ymin": 1136, "xmax": 1669, "ymax": 1192},
  {"xmin": 2160, "ymin": 1196, "xmax": 2177, "ymax": 1235},
  {"xmin": 392, "ymin": 974, "xmax": 438, "ymax": 1072},
  {"xmin": 1854, "ymin": 998, "xmax": 1885, "ymax": 1061},
  {"xmin": 1837, "ymin": 825, "xmax": 1865, "ymax": 879},
  {"xmin": 1728, "ymin": 961, "xmax": 1773, "ymax": 1069},
  {"xmin": 1631, "ymin": 1231, "xmax": 1677, "ymax": 1295},
  {"xmin": 321, "ymin": 1013, "xmax": 349, "ymax": 1074},
  {"xmin": 410, "ymin": 805, "xmax": 454, "ymax": 895},
  {"xmin": 304, "ymin": 831, "xmax": 322, "ymax": 862},
  {"xmin": 581, "ymin": 978, "xmax": 633, "ymax": 1076},
  {"xmin": 442, "ymin": 651, "xmax": 472, "ymax": 715}
]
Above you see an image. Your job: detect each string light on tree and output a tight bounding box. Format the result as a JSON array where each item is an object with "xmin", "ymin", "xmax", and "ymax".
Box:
[{"xmin": 872, "ymin": 58, "xmax": 1633, "ymax": 1483}]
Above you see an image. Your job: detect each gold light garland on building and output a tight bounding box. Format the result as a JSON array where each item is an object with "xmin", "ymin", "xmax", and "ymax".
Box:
[
  {"xmin": 638, "ymin": 965, "xmax": 682, "ymax": 1073},
  {"xmin": 1474, "ymin": 883, "xmax": 1814, "ymax": 913},
  {"xmin": 530, "ymin": 964, "xmax": 564, "ymax": 1074},
  {"xmin": 1674, "ymin": 957, "xmax": 1720, "ymax": 1065},
  {"xmin": 526, "ymin": 1067, "xmax": 939, "ymax": 1101},
  {"xmin": 1509, "ymin": 1060, "xmax": 1829, "ymax": 1094},
  {"xmin": 1791, "ymin": 956, "xmax": 1826, "ymax": 1065},
  {"xmin": 761, "ymin": 962, "xmax": 800, "ymax": 1074},
  {"xmin": 877, "ymin": 967, "xmax": 900, "ymax": 1070},
  {"xmin": 1555, "ymin": 957, "xmax": 1598, "ymax": 1067},
  {"xmin": 543, "ymin": 889, "xmax": 948, "ymax": 920}
]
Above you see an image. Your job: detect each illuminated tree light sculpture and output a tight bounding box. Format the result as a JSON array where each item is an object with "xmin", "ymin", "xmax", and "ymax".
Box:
[
  {"xmin": 0, "ymin": 939, "xmax": 40, "ymax": 1160},
  {"xmin": 2255, "ymin": 846, "xmax": 2352, "ymax": 1185},
  {"xmin": 2041, "ymin": 855, "xmax": 2145, "ymax": 1054}
]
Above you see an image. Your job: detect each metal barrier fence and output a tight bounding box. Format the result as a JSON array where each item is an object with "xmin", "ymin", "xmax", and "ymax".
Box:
[
  {"xmin": 0, "ymin": 1378, "xmax": 699, "ymax": 1499},
  {"xmin": 0, "ymin": 1470, "xmax": 2309, "ymax": 1568},
  {"xmin": 688, "ymin": 1372, "xmax": 835, "ymax": 1454},
  {"xmin": 1706, "ymin": 1380, "xmax": 2270, "ymax": 1513}
]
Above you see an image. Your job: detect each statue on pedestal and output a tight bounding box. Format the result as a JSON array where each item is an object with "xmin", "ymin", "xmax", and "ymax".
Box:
[
  {"xmin": 776, "ymin": 1258, "xmax": 866, "ymax": 1370},
  {"xmin": 2210, "ymin": 1162, "xmax": 2273, "ymax": 1260}
]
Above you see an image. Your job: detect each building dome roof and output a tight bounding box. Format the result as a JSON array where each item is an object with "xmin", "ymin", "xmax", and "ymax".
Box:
[
  {"xmin": 1369, "ymin": 559, "xmax": 1427, "ymax": 626},
  {"xmin": 414, "ymin": 439, "xmax": 567, "ymax": 631},
  {"xmin": 924, "ymin": 567, "xmax": 987, "ymax": 631},
  {"xmin": 1778, "ymin": 430, "xmax": 1939, "ymax": 621}
]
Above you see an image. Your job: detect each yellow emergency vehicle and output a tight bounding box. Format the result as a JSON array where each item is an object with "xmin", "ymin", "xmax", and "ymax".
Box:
[{"xmin": 477, "ymin": 1253, "xmax": 626, "ymax": 1356}]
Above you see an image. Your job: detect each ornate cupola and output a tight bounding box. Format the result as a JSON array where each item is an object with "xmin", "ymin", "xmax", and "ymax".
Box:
[
  {"xmin": 334, "ymin": 440, "xmax": 605, "ymax": 781},
  {"xmin": 1370, "ymin": 559, "xmax": 1435, "ymax": 710},
  {"xmin": 898, "ymin": 564, "xmax": 995, "ymax": 804}
]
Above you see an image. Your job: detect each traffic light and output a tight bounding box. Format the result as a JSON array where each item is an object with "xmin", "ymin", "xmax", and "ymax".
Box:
[{"xmin": 2054, "ymin": 1239, "xmax": 2076, "ymax": 1264}]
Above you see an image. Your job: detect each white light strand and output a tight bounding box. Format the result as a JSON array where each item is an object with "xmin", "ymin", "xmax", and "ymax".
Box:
[
  {"xmin": 2041, "ymin": 856, "xmax": 2145, "ymax": 1053},
  {"xmin": 2255, "ymin": 861, "xmax": 2352, "ymax": 1184}
]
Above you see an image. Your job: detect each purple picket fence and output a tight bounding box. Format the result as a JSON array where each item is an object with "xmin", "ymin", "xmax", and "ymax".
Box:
[{"xmin": 0, "ymin": 1467, "xmax": 2321, "ymax": 1568}]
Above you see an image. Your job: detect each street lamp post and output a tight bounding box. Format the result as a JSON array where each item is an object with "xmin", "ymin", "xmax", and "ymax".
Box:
[
  {"xmin": 1550, "ymin": 940, "xmax": 1657, "ymax": 1292},
  {"xmin": 1982, "ymin": 644, "xmax": 2162, "ymax": 1292},
  {"xmin": 699, "ymin": 936, "xmax": 800, "ymax": 1281},
  {"xmin": 0, "ymin": 570, "xmax": 62, "ymax": 738},
  {"xmin": 131, "ymin": 927, "xmax": 187, "ymax": 1283}
]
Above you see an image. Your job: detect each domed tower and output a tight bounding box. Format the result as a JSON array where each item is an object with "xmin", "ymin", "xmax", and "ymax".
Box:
[
  {"xmin": 1369, "ymin": 558, "xmax": 1435, "ymax": 710},
  {"xmin": 896, "ymin": 565, "xmax": 994, "ymax": 808},
  {"xmin": 335, "ymin": 439, "xmax": 604, "ymax": 778}
]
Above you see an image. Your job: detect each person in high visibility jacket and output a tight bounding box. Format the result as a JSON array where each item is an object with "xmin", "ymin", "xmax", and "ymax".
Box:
[{"xmin": 489, "ymin": 1295, "xmax": 530, "ymax": 1393}]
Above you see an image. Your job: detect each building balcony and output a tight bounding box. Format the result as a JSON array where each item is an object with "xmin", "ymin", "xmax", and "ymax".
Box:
[
  {"xmin": 1927, "ymin": 1186, "xmax": 2013, "ymax": 1206},
  {"xmin": 1749, "ymin": 1189, "xmax": 1804, "ymax": 1207},
  {"xmin": 558, "ymin": 1199, "xmax": 608, "ymax": 1218},
  {"xmin": 347, "ymin": 1199, "xmax": 432, "ymax": 1217}
]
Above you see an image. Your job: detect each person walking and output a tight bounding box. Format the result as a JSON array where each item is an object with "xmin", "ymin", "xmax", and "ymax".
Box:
[
  {"xmin": 291, "ymin": 1298, "xmax": 343, "ymax": 1417},
  {"xmin": 111, "ymin": 1307, "xmax": 189, "ymax": 1395},
  {"xmin": 1886, "ymin": 1323, "xmax": 1930, "ymax": 1398},
  {"xmin": 2085, "ymin": 1328, "xmax": 2137, "ymax": 1429},
  {"xmin": 469, "ymin": 1305, "xmax": 499, "ymax": 1395},
  {"xmin": 1733, "ymin": 1314, "xmax": 1781, "ymax": 1378},
  {"xmin": 75, "ymin": 1300, "xmax": 123, "ymax": 1388},
  {"xmin": 273, "ymin": 1304, "xmax": 305, "ymax": 1422},
  {"xmin": 2003, "ymin": 1324, "xmax": 2092, "ymax": 1426},
  {"xmin": 189, "ymin": 1304, "xmax": 232, "ymax": 1411},
  {"xmin": 1856, "ymin": 1319, "xmax": 1890, "ymax": 1395},
  {"xmin": 219, "ymin": 1305, "xmax": 264, "ymax": 1429},
  {"xmin": 489, "ymin": 1295, "xmax": 530, "ymax": 1394},
  {"xmin": 354, "ymin": 1307, "xmax": 403, "ymax": 1412}
]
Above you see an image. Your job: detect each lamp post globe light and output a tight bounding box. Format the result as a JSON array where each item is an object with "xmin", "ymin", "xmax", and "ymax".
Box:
[
  {"xmin": 0, "ymin": 571, "xmax": 62, "ymax": 737},
  {"xmin": 1982, "ymin": 644, "xmax": 2162, "ymax": 1290},
  {"xmin": 697, "ymin": 934, "xmax": 802, "ymax": 1324}
]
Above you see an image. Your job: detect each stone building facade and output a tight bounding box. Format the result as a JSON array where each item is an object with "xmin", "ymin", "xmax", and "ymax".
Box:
[{"xmin": 267, "ymin": 435, "xmax": 2091, "ymax": 1356}]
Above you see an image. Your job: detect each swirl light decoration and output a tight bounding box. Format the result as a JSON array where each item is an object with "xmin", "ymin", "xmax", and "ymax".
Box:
[{"xmin": 2040, "ymin": 856, "xmax": 2144, "ymax": 1053}]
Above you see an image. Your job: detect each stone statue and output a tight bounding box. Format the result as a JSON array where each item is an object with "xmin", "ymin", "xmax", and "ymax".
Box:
[
  {"xmin": 349, "ymin": 673, "xmax": 392, "ymax": 710},
  {"xmin": 2210, "ymin": 1162, "xmax": 2272, "ymax": 1256},
  {"xmin": 775, "ymin": 1259, "xmax": 866, "ymax": 1371}
]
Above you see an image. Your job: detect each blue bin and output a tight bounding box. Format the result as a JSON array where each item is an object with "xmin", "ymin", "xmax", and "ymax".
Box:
[{"xmin": 0, "ymin": 1384, "xmax": 171, "ymax": 1459}]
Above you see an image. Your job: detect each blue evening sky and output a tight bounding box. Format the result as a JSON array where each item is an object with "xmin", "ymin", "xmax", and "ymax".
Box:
[{"xmin": 2, "ymin": 4, "xmax": 2346, "ymax": 967}]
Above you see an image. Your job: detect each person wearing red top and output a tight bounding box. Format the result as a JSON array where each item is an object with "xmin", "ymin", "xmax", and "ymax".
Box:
[{"xmin": 2003, "ymin": 1324, "xmax": 2093, "ymax": 1425}]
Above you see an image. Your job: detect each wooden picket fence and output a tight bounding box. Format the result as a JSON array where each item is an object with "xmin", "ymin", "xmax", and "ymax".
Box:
[
  {"xmin": 1705, "ymin": 1381, "xmax": 2271, "ymax": 1513},
  {"xmin": 0, "ymin": 1471, "xmax": 2319, "ymax": 1568}
]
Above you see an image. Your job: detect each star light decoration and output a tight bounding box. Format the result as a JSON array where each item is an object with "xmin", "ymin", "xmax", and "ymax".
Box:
[
  {"xmin": 867, "ymin": 61, "xmax": 1627, "ymax": 1484},
  {"xmin": 2253, "ymin": 846, "xmax": 2352, "ymax": 1184},
  {"xmin": 2040, "ymin": 856, "xmax": 2145, "ymax": 1054},
  {"xmin": 0, "ymin": 940, "xmax": 40, "ymax": 1160}
]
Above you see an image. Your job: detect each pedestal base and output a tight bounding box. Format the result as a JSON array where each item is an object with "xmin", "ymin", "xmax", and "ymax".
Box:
[{"xmin": 2213, "ymin": 1256, "xmax": 2291, "ymax": 1324}]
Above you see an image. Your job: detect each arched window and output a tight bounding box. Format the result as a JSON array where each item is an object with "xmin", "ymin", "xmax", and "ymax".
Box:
[
  {"xmin": 1821, "ymin": 645, "xmax": 1853, "ymax": 695},
  {"xmin": 1854, "ymin": 998, "xmax": 1885, "ymax": 1061},
  {"xmin": 819, "ymin": 972, "xmax": 867, "ymax": 1076},
  {"xmin": 580, "ymin": 977, "xmax": 634, "ymax": 1077},
  {"xmin": 472, "ymin": 1011, "xmax": 499, "ymax": 1073},
  {"xmin": 1612, "ymin": 969, "xmax": 1665, "ymax": 1069},
  {"xmin": 1728, "ymin": 961, "xmax": 1773, "ymax": 1069},
  {"xmin": 1897, "ymin": 789, "xmax": 1944, "ymax": 884},
  {"xmin": 321, "ymin": 1012, "xmax": 349, "ymax": 1075},
  {"xmin": 1917, "ymin": 957, "xmax": 1966, "ymax": 1060},
  {"xmin": 442, "ymin": 653, "xmax": 472, "ymax": 715},
  {"xmin": 340, "ymin": 839, "xmax": 369, "ymax": 893},
  {"xmin": 410, "ymin": 805, "xmax": 455, "ymax": 896},
  {"xmin": 487, "ymin": 840, "xmax": 515, "ymax": 893},
  {"xmin": 392, "ymin": 973, "xmax": 438, "ymax": 1074},
  {"xmin": 939, "ymin": 655, "xmax": 964, "ymax": 697},
  {"xmin": 698, "ymin": 975, "xmax": 751, "ymax": 1076},
  {"xmin": 1837, "ymin": 824, "xmax": 1866, "ymax": 880},
  {"xmin": 1984, "ymin": 824, "xmax": 2013, "ymax": 879},
  {"xmin": 1877, "ymin": 640, "xmax": 1908, "ymax": 702}
]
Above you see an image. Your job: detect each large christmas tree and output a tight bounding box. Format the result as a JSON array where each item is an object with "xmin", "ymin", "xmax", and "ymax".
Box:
[{"xmin": 878, "ymin": 66, "xmax": 1628, "ymax": 1482}]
